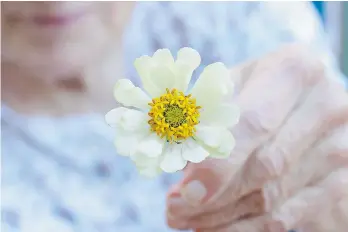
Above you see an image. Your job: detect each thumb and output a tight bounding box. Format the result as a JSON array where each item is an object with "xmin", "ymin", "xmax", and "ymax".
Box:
[
  {"xmin": 169, "ymin": 58, "xmax": 257, "ymax": 205},
  {"xmin": 167, "ymin": 46, "xmax": 309, "ymax": 209},
  {"xmin": 168, "ymin": 158, "xmax": 237, "ymax": 206},
  {"xmin": 168, "ymin": 54, "xmax": 258, "ymax": 205}
]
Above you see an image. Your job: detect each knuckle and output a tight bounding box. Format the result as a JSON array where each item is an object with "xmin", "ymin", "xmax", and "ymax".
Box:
[
  {"xmin": 241, "ymin": 110, "xmax": 277, "ymax": 137},
  {"xmin": 327, "ymin": 87, "xmax": 348, "ymax": 114},
  {"xmin": 166, "ymin": 212, "xmax": 189, "ymax": 230},
  {"xmin": 323, "ymin": 91, "xmax": 348, "ymax": 127},
  {"xmin": 321, "ymin": 125, "xmax": 348, "ymax": 157},
  {"xmin": 321, "ymin": 168, "xmax": 348, "ymax": 198},
  {"xmin": 263, "ymin": 181, "xmax": 285, "ymax": 211},
  {"xmin": 256, "ymin": 154, "xmax": 279, "ymax": 179},
  {"xmin": 328, "ymin": 168, "xmax": 348, "ymax": 185},
  {"xmin": 256, "ymin": 144, "xmax": 290, "ymax": 178},
  {"xmin": 302, "ymin": 79, "xmax": 348, "ymax": 129},
  {"xmin": 274, "ymin": 44, "xmax": 327, "ymax": 86}
]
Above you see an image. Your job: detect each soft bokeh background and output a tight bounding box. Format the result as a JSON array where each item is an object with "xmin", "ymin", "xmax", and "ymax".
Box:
[
  {"xmin": 341, "ymin": 3, "xmax": 348, "ymax": 76},
  {"xmin": 322, "ymin": 1, "xmax": 348, "ymax": 77},
  {"xmin": 1, "ymin": 2, "xmax": 347, "ymax": 232}
]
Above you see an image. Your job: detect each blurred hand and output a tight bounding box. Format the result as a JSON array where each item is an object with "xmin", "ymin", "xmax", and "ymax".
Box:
[{"xmin": 165, "ymin": 44, "xmax": 348, "ymax": 232}]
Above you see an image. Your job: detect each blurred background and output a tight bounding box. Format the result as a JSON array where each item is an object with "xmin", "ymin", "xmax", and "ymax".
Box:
[
  {"xmin": 1, "ymin": 2, "xmax": 347, "ymax": 232},
  {"xmin": 322, "ymin": 1, "xmax": 348, "ymax": 77}
]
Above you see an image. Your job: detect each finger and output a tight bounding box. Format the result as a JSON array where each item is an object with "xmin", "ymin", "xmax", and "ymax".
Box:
[
  {"xmin": 239, "ymin": 76, "xmax": 348, "ymax": 198},
  {"xmin": 173, "ymin": 122, "xmax": 348, "ymax": 231},
  {"xmin": 198, "ymin": 215, "xmax": 268, "ymax": 232},
  {"xmin": 299, "ymin": 197, "xmax": 348, "ymax": 232},
  {"xmin": 166, "ymin": 58, "xmax": 257, "ymax": 200},
  {"xmin": 167, "ymin": 210, "xmax": 190, "ymax": 231},
  {"xmin": 167, "ymin": 49, "xmax": 262, "ymax": 199},
  {"xmin": 167, "ymin": 45, "xmax": 322, "ymax": 215},
  {"xmin": 266, "ymin": 168, "xmax": 348, "ymax": 232},
  {"xmin": 231, "ymin": 43, "xmax": 305, "ymax": 95},
  {"xmin": 263, "ymin": 123, "xmax": 348, "ymax": 211},
  {"xmin": 168, "ymin": 191, "xmax": 264, "ymax": 230},
  {"xmin": 195, "ymin": 124, "xmax": 348, "ymax": 232},
  {"xmin": 228, "ymin": 56, "xmax": 257, "ymax": 96}
]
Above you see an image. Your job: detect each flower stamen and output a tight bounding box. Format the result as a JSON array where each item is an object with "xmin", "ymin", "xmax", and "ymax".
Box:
[{"xmin": 148, "ymin": 88, "xmax": 200, "ymax": 142}]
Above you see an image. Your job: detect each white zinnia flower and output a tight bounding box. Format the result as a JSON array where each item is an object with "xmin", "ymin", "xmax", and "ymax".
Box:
[{"xmin": 105, "ymin": 47, "xmax": 239, "ymax": 177}]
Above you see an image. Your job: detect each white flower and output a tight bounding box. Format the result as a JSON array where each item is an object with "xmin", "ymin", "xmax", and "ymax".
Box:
[{"xmin": 105, "ymin": 47, "xmax": 240, "ymax": 177}]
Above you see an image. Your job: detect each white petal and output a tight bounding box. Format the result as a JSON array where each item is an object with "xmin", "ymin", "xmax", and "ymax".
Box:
[
  {"xmin": 132, "ymin": 152, "xmax": 161, "ymax": 166},
  {"xmin": 172, "ymin": 62, "xmax": 193, "ymax": 92},
  {"xmin": 149, "ymin": 65, "xmax": 176, "ymax": 95},
  {"xmin": 208, "ymin": 148, "xmax": 232, "ymax": 159},
  {"xmin": 105, "ymin": 107, "xmax": 128, "ymax": 127},
  {"xmin": 217, "ymin": 130, "xmax": 235, "ymax": 154},
  {"xmin": 132, "ymin": 152, "xmax": 156, "ymax": 165},
  {"xmin": 133, "ymin": 134, "xmax": 164, "ymax": 158},
  {"xmin": 195, "ymin": 125, "xmax": 224, "ymax": 148},
  {"xmin": 114, "ymin": 130, "xmax": 144, "ymax": 156},
  {"xmin": 134, "ymin": 55, "xmax": 177, "ymax": 97},
  {"xmin": 137, "ymin": 165, "xmax": 162, "ymax": 178},
  {"xmin": 113, "ymin": 79, "xmax": 151, "ymax": 109},
  {"xmin": 177, "ymin": 47, "xmax": 201, "ymax": 70},
  {"xmin": 182, "ymin": 139, "xmax": 209, "ymax": 163},
  {"xmin": 133, "ymin": 154, "xmax": 162, "ymax": 177},
  {"xmin": 134, "ymin": 48, "xmax": 200, "ymax": 97},
  {"xmin": 120, "ymin": 109, "xmax": 148, "ymax": 131},
  {"xmin": 195, "ymin": 125, "xmax": 235, "ymax": 158},
  {"xmin": 153, "ymin": 49, "xmax": 175, "ymax": 67},
  {"xmin": 134, "ymin": 56, "xmax": 161, "ymax": 97},
  {"xmin": 105, "ymin": 107, "xmax": 148, "ymax": 132},
  {"xmin": 200, "ymin": 103, "xmax": 240, "ymax": 127},
  {"xmin": 190, "ymin": 62, "xmax": 234, "ymax": 108},
  {"xmin": 208, "ymin": 130, "xmax": 235, "ymax": 159},
  {"xmin": 172, "ymin": 48, "xmax": 201, "ymax": 92},
  {"xmin": 160, "ymin": 146, "xmax": 187, "ymax": 173},
  {"xmin": 134, "ymin": 55, "xmax": 153, "ymax": 81}
]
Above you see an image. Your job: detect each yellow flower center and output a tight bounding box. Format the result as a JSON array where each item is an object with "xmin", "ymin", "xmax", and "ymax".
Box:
[{"xmin": 148, "ymin": 88, "xmax": 201, "ymax": 143}]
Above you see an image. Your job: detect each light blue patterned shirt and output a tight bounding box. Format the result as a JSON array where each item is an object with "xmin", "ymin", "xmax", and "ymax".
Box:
[{"xmin": 1, "ymin": 2, "xmax": 346, "ymax": 232}]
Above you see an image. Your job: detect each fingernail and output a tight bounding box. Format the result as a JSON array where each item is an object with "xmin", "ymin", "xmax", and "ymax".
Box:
[
  {"xmin": 180, "ymin": 180, "xmax": 207, "ymax": 206},
  {"xmin": 167, "ymin": 197, "xmax": 189, "ymax": 217},
  {"xmin": 267, "ymin": 220, "xmax": 287, "ymax": 232},
  {"xmin": 168, "ymin": 197, "xmax": 186, "ymax": 211},
  {"xmin": 167, "ymin": 217, "xmax": 189, "ymax": 230},
  {"xmin": 167, "ymin": 199, "xmax": 185, "ymax": 221},
  {"xmin": 166, "ymin": 211, "xmax": 176, "ymax": 220},
  {"xmin": 167, "ymin": 183, "xmax": 182, "ymax": 198}
]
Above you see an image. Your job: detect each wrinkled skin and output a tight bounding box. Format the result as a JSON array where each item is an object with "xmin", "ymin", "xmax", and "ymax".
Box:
[{"xmin": 166, "ymin": 44, "xmax": 348, "ymax": 232}]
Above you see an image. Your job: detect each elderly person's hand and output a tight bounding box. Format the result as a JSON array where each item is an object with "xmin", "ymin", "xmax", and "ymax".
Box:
[{"xmin": 166, "ymin": 44, "xmax": 348, "ymax": 232}]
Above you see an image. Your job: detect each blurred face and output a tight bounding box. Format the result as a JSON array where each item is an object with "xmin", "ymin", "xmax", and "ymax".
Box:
[{"xmin": 1, "ymin": 1, "xmax": 135, "ymax": 78}]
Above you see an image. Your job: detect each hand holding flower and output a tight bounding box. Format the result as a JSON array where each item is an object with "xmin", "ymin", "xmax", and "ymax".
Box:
[{"xmin": 166, "ymin": 44, "xmax": 348, "ymax": 232}]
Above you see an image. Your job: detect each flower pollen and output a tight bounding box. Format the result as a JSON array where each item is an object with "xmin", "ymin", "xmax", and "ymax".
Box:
[{"xmin": 148, "ymin": 88, "xmax": 201, "ymax": 143}]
